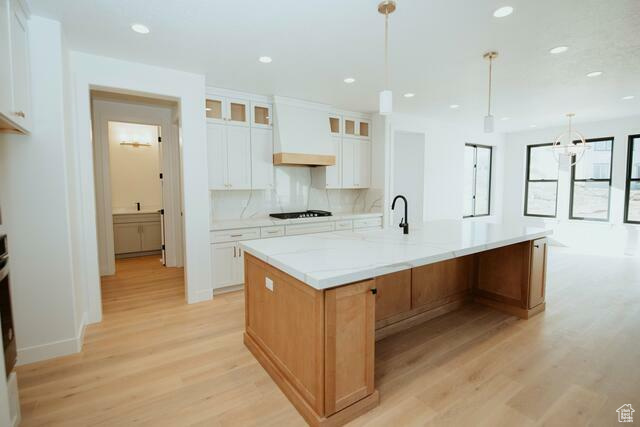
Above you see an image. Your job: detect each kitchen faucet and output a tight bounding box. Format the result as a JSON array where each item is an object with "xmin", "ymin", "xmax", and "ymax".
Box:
[{"xmin": 391, "ymin": 195, "xmax": 409, "ymax": 234}]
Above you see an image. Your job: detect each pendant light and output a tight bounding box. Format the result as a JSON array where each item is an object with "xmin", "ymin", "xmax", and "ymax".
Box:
[
  {"xmin": 551, "ymin": 113, "xmax": 589, "ymax": 166},
  {"xmin": 483, "ymin": 51, "xmax": 498, "ymax": 133},
  {"xmin": 378, "ymin": 1, "xmax": 396, "ymax": 115}
]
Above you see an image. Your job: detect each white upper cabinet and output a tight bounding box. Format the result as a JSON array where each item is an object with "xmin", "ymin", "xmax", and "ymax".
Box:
[
  {"xmin": 207, "ymin": 123, "xmax": 228, "ymax": 189},
  {"xmin": 251, "ymin": 127, "xmax": 274, "ymax": 189},
  {"xmin": 329, "ymin": 114, "xmax": 341, "ymax": 136},
  {"xmin": 226, "ymin": 125, "xmax": 252, "ymax": 189},
  {"xmin": 252, "ymin": 102, "xmax": 272, "ymax": 129},
  {"xmin": 228, "ymin": 98, "xmax": 250, "ymax": 127},
  {"xmin": 207, "ymin": 122, "xmax": 252, "ymax": 190},
  {"xmin": 342, "ymin": 139, "xmax": 371, "ymax": 189},
  {"xmin": 0, "ymin": 0, "xmax": 31, "ymax": 134}
]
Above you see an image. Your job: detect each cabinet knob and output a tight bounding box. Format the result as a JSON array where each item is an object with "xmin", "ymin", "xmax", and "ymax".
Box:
[{"xmin": 370, "ymin": 288, "xmax": 377, "ymax": 295}]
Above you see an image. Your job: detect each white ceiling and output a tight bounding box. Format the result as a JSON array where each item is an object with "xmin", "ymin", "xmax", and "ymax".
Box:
[{"xmin": 31, "ymin": 0, "xmax": 640, "ymax": 132}]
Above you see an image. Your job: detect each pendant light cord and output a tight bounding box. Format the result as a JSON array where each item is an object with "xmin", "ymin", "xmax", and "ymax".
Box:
[
  {"xmin": 384, "ymin": 10, "xmax": 389, "ymax": 89},
  {"xmin": 487, "ymin": 56, "xmax": 493, "ymax": 115}
]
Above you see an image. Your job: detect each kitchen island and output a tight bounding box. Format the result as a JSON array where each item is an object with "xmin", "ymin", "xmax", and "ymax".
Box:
[{"xmin": 240, "ymin": 220, "xmax": 552, "ymax": 426}]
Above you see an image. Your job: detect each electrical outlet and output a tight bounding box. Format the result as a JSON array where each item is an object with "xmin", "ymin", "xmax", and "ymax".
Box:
[{"xmin": 265, "ymin": 277, "xmax": 274, "ymax": 291}]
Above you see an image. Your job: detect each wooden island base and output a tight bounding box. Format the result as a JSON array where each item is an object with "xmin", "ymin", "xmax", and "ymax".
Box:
[{"xmin": 243, "ymin": 238, "xmax": 548, "ymax": 426}]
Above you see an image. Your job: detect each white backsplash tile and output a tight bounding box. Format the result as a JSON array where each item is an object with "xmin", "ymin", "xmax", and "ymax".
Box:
[{"xmin": 211, "ymin": 166, "xmax": 381, "ymax": 221}]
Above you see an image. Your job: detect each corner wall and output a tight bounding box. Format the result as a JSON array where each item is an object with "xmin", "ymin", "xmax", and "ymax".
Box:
[{"xmin": 0, "ymin": 17, "xmax": 83, "ymax": 364}]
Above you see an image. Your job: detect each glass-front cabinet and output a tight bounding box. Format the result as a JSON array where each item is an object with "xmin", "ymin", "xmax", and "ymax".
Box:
[
  {"xmin": 205, "ymin": 96, "xmax": 250, "ymax": 126},
  {"xmin": 343, "ymin": 117, "xmax": 370, "ymax": 139},
  {"xmin": 252, "ymin": 102, "xmax": 272, "ymax": 128}
]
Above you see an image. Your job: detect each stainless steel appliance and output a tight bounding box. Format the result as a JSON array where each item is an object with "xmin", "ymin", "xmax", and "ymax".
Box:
[
  {"xmin": 0, "ymin": 234, "xmax": 16, "ymax": 377},
  {"xmin": 269, "ymin": 210, "xmax": 332, "ymax": 220}
]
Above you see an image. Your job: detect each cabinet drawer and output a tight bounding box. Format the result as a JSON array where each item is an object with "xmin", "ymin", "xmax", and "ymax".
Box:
[
  {"xmin": 261, "ymin": 226, "xmax": 285, "ymax": 238},
  {"xmin": 335, "ymin": 220, "xmax": 353, "ymax": 231},
  {"xmin": 285, "ymin": 222, "xmax": 335, "ymax": 236},
  {"xmin": 211, "ymin": 227, "xmax": 260, "ymax": 243},
  {"xmin": 353, "ymin": 217, "xmax": 382, "ymax": 229}
]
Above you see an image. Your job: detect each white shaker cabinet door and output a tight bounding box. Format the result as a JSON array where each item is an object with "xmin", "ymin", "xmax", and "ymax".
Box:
[
  {"xmin": 250, "ymin": 127, "xmax": 274, "ymax": 189},
  {"xmin": 226, "ymin": 126, "xmax": 252, "ymax": 189},
  {"xmin": 342, "ymin": 139, "xmax": 357, "ymax": 189},
  {"xmin": 358, "ymin": 141, "xmax": 371, "ymax": 188},
  {"xmin": 211, "ymin": 242, "xmax": 238, "ymax": 289},
  {"xmin": 324, "ymin": 136, "xmax": 342, "ymax": 189},
  {"xmin": 207, "ymin": 123, "xmax": 228, "ymax": 189},
  {"xmin": 9, "ymin": 0, "xmax": 30, "ymax": 131},
  {"xmin": 0, "ymin": 0, "xmax": 11, "ymax": 120},
  {"xmin": 234, "ymin": 244, "xmax": 245, "ymax": 285}
]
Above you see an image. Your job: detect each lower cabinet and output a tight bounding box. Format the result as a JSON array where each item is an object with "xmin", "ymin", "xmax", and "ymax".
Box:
[
  {"xmin": 211, "ymin": 241, "xmax": 244, "ymax": 289},
  {"xmin": 113, "ymin": 217, "xmax": 162, "ymax": 256},
  {"xmin": 374, "ymin": 270, "xmax": 411, "ymax": 321}
]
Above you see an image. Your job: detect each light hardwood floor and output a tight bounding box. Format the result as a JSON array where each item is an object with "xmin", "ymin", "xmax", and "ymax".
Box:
[{"xmin": 16, "ymin": 249, "xmax": 640, "ymax": 426}]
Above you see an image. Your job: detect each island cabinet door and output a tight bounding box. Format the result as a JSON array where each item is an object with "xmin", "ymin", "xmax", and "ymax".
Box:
[
  {"xmin": 528, "ymin": 238, "xmax": 547, "ymax": 308},
  {"xmin": 325, "ymin": 279, "xmax": 376, "ymax": 415}
]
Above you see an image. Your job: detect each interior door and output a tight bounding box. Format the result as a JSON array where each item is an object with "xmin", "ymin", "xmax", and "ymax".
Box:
[
  {"xmin": 207, "ymin": 123, "xmax": 228, "ymax": 189},
  {"xmin": 227, "ymin": 126, "xmax": 251, "ymax": 189}
]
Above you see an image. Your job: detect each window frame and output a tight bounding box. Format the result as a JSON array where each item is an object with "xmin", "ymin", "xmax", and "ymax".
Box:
[
  {"xmin": 463, "ymin": 143, "xmax": 493, "ymax": 218},
  {"xmin": 568, "ymin": 136, "xmax": 614, "ymax": 222},
  {"xmin": 524, "ymin": 142, "xmax": 559, "ymax": 218},
  {"xmin": 624, "ymin": 134, "xmax": 640, "ymax": 224}
]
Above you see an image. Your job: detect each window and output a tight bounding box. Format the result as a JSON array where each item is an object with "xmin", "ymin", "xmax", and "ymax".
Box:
[
  {"xmin": 463, "ymin": 144, "xmax": 492, "ymax": 217},
  {"xmin": 524, "ymin": 143, "xmax": 559, "ymax": 217},
  {"xmin": 625, "ymin": 134, "xmax": 640, "ymax": 224},
  {"xmin": 569, "ymin": 137, "xmax": 614, "ymax": 221}
]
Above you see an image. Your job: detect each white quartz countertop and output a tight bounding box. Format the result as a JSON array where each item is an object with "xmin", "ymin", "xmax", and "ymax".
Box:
[
  {"xmin": 240, "ymin": 220, "xmax": 552, "ymax": 290},
  {"xmin": 211, "ymin": 212, "xmax": 383, "ymax": 231}
]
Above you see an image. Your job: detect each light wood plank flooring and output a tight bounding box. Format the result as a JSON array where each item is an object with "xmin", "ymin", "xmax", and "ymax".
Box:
[{"xmin": 16, "ymin": 249, "xmax": 640, "ymax": 426}]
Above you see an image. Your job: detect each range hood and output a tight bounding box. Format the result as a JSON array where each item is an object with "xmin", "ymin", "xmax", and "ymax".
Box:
[{"xmin": 272, "ymin": 96, "xmax": 335, "ymax": 166}]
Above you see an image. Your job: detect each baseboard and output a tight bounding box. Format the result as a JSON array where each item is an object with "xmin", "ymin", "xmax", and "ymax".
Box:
[
  {"xmin": 17, "ymin": 311, "xmax": 87, "ymax": 365},
  {"xmin": 213, "ymin": 283, "xmax": 243, "ymax": 295},
  {"xmin": 188, "ymin": 288, "xmax": 213, "ymax": 304}
]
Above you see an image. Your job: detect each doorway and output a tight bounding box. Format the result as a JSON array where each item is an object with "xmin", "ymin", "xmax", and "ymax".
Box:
[
  {"xmin": 90, "ymin": 90, "xmax": 185, "ymax": 306},
  {"xmin": 391, "ymin": 131, "xmax": 426, "ymax": 226}
]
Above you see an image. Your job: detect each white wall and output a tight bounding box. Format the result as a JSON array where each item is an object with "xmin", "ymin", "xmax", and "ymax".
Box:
[
  {"xmin": 68, "ymin": 52, "xmax": 210, "ymax": 322},
  {"xmin": 0, "ymin": 17, "xmax": 83, "ymax": 364},
  {"xmin": 392, "ymin": 131, "xmax": 425, "ymax": 225},
  {"xmin": 108, "ymin": 122, "xmax": 162, "ymax": 212},
  {"xmin": 503, "ymin": 115, "xmax": 640, "ymax": 256},
  {"xmin": 386, "ymin": 113, "xmax": 506, "ymax": 223}
]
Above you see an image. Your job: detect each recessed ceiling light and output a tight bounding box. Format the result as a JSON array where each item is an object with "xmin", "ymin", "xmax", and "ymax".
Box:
[
  {"xmin": 501, "ymin": 117, "xmax": 510, "ymax": 121},
  {"xmin": 131, "ymin": 23, "xmax": 150, "ymax": 34},
  {"xmin": 493, "ymin": 6, "xmax": 513, "ymax": 18},
  {"xmin": 586, "ymin": 71, "xmax": 603, "ymax": 77},
  {"xmin": 450, "ymin": 104, "xmax": 460, "ymax": 109},
  {"xmin": 622, "ymin": 95, "xmax": 635, "ymax": 100},
  {"xmin": 343, "ymin": 77, "xmax": 355, "ymax": 84},
  {"xmin": 549, "ymin": 46, "xmax": 569, "ymax": 54},
  {"xmin": 258, "ymin": 56, "xmax": 272, "ymax": 64},
  {"xmin": 403, "ymin": 93, "xmax": 415, "ymax": 98}
]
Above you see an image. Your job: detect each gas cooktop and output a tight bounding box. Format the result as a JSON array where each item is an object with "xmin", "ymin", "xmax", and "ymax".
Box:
[{"xmin": 269, "ymin": 210, "xmax": 332, "ymax": 220}]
